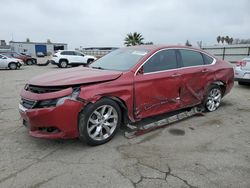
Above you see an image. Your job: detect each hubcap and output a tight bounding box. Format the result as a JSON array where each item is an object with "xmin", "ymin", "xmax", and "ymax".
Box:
[
  {"xmin": 87, "ymin": 105, "xmax": 118, "ymax": 141},
  {"xmin": 10, "ymin": 64, "xmax": 16, "ymax": 69},
  {"xmin": 61, "ymin": 61, "xmax": 67, "ymax": 67},
  {"xmin": 206, "ymin": 88, "xmax": 221, "ymax": 111}
]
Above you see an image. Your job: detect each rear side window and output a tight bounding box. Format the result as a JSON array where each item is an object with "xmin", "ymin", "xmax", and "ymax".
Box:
[
  {"xmin": 203, "ymin": 54, "xmax": 214, "ymax": 64},
  {"xmin": 180, "ymin": 49, "xmax": 204, "ymax": 67},
  {"xmin": 61, "ymin": 51, "xmax": 69, "ymax": 55},
  {"xmin": 61, "ymin": 51, "xmax": 74, "ymax": 55},
  {"xmin": 144, "ymin": 49, "xmax": 178, "ymax": 73}
]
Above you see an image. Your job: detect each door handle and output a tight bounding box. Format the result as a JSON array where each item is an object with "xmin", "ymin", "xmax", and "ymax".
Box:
[
  {"xmin": 201, "ymin": 69, "xmax": 208, "ymax": 73},
  {"xmin": 171, "ymin": 73, "xmax": 181, "ymax": 78}
]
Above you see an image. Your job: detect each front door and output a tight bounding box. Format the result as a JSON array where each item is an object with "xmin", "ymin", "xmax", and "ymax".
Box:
[
  {"xmin": 0, "ymin": 55, "xmax": 7, "ymax": 68},
  {"xmin": 134, "ymin": 49, "xmax": 182, "ymax": 119}
]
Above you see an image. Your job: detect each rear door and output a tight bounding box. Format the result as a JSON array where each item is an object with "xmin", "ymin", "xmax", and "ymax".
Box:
[
  {"xmin": 74, "ymin": 51, "xmax": 87, "ymax": 64},
  {"xmin": 134, "ymin": 49, "xmax": 182, "ymax": 119},
  {"xmin": 177, "ymin": 49, "xmax": 214, "ymax": 107}
]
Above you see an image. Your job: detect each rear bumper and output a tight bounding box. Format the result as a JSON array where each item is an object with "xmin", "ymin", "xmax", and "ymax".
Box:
[{"xmin": 19, "ymin": 99, "xmax": 84, "ymax": 139}]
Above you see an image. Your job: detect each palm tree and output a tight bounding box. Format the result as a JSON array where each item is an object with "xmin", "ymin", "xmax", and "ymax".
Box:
[
  {"xmin": 217, "ymin": 36, "xmax": 221, "ymax": 43},
  {"xmin": 221, "ymin": 36, "xmax": 225, "ymax": 44},
  {"xmin": 124, "ymin": 32, "xmax": 144, "ymax": 46},
  {"xmin": 225, "ymin": 36, "xmax": 230, "ymax": 44},
  {"xmin": 229, "ymin": 37, "xmax": 233, "ymax": 44}
]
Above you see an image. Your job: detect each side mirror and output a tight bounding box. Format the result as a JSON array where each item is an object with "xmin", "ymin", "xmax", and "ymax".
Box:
[{"xmin": 137, "ymin": 66, "xmax": 144, "ymax": 75}]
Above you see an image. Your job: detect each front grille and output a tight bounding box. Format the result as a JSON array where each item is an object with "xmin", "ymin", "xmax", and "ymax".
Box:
[
  {"xmin": 26, "ymin": 85, "xmax": 64, "ymax": 94},
  {"xmin": 21, "ymin": 98, "xmax": 37, "ymax": 109}
]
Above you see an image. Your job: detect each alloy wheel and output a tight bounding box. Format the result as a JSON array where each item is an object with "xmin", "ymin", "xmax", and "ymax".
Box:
[
  {"xmin": 87, "ymin": 105, "xmax": 118, "ymax": 141},
  {"xmin": 206, "ymin": 88, "xmax": 222, "ymax": 111}
]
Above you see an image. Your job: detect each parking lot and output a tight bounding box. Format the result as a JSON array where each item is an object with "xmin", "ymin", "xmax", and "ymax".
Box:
[{"xmin": 0, "ymin": 60, "xmax": 250, "ymax": 188}]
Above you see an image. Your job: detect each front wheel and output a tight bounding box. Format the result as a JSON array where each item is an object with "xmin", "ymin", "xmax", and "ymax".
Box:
[
  {"xmin": 8, "ymin": 62, "xmax": 17, "ymax": 70},
  {"xmin": 59, "ymin": 60, "xmax": 68, "ymax": 68},
  {"xmin": 204, "ymin": 85, "xmax": 222, "ymax": 112},
  {"xmin": 78, "ymin": 98, "xmax": 121, "ymax": 146}
]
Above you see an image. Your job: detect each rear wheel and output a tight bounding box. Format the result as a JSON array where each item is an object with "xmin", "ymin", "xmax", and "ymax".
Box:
[
  {"xmin": 204, "ymin": 85, "xmax": 222, "ymax": 112},
  {"xmin": 59, "ymin": 60, "xmax": 68, "ymax": 68},
  {"xmin": 78, "ymin": 98, "xmax": 121, "ymax": 146},
  {"xmin": 8, "ymin": 62, "xmax": 17, "ymax": 70}
]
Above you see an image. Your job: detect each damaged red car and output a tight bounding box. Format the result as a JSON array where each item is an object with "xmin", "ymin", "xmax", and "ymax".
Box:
[{"xmin": 19, "ymin": 45, "xmax": 234, "ymax": 145}]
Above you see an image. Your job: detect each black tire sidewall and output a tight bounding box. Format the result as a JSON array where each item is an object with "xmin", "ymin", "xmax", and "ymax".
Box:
[
  {"xmin": 78, "ymin": 98, "xmax": 121, "ymax": 146},
  {"xmin": 203, "ymin": 85, "xmax": 222, "ymax": 112}
]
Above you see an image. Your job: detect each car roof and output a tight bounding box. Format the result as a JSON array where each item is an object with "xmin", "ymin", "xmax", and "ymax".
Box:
[{"xmin": 124, "ymin": 45, "xmax": 204, "ymax": 52}]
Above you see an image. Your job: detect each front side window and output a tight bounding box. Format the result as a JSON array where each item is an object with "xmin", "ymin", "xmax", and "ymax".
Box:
[
  {"xmin": 75, "ymin": 51, "xmax": 83, "ymax": 56},
  {"xmin": 143, "ymin": 49, "xmax": 178, "ymax": 73},
  {"xmin": 90, "ymin": 48, "xmax": 148, "ymax": 71},
  {"xmin": 180, "ymin": 49, "xmax": 204, "ymax": 67}
]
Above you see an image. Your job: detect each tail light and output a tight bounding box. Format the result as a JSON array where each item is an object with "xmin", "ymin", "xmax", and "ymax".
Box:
[{"xmin": 236, "ymin": 61, "xmax": 246, "ymax": 67}]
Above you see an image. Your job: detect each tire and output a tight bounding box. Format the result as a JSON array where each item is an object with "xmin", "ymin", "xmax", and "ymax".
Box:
[
  {"xmin": 8, "ymin": 62, "xmax": 17, "ymax": 70},
  {"xmin": 59, "ymin": 60, "xmax": 68, "ymax": 68},
  {"xmin": 238, "ymin": 81, "xmax": 248, "ymax": 86},
  {"xmin": 87, "ymin": 59, "xmax": 94, "ymax": 65},
  {"xmin": 26, "ymin": 59, "xmax": 33, "ymax": 65},
  {"xmin": 203, "ymin": 85, "xmax": 222, "ymax": 112},
  {"xmin": 78, "ymin": 98, "xmax": 121, "ymax": 146}
]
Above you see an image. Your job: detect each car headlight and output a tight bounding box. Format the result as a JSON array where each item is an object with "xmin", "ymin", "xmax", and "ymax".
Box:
[{"xmin": 37, "ymin": 88, "xmax": 81, "ymax": 108}]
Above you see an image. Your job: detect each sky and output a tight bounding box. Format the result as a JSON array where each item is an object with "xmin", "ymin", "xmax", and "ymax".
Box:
[{"xmin": 0, "ymin": 0, "xmax": 249, "ymax": 49}]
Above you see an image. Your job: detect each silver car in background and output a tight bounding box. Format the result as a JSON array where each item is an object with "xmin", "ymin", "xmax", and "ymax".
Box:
[
  {"xmin": 234, "ymin": 56, "xmax": 250, "ymax": 85},
  {"xmin": 0, "ymin": 54, "xmax": 23, "ymax": 70}
]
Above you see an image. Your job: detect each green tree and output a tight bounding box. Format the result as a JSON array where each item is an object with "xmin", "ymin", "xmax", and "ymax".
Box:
[{"xmin": 124, "ymin": 32, "xmax": 144, "ymax": 46}]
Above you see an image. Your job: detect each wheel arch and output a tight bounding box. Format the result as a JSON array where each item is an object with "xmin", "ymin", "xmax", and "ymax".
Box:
[
  {"xmin": 59, "ymin": 58, "xmax": 69, "ymax": 63},
  {"xmin": 78, "ymin": 96, "xmax": 130, "ymax": 127},
  {"xmin": 209, "ymin": 80, "xmax": 226, "ymax": 96}
]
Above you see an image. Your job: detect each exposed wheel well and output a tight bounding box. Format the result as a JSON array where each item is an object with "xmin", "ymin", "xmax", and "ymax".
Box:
[{"xmin": 210, "ymin": 81, "xmax": 226, "ymax": 96}]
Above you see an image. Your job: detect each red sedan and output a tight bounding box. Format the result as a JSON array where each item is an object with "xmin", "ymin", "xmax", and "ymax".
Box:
[{"xmin": 19, "ymin": 45, "xmax": 234, "ymax": 145}]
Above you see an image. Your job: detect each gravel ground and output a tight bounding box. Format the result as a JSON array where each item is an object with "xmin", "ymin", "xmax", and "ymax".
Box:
[{"xmin": 0, "ymin": 60, "xmax": 250, "ymax": 188}]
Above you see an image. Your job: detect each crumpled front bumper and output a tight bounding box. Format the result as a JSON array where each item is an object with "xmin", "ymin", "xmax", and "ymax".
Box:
[
  {"xmin": 19, "ymin": 87, "xmax": 85, "ymax": 139},
  {"xmin": 19, "ymin": 99, "xmax": 84, "ymax": 139}
]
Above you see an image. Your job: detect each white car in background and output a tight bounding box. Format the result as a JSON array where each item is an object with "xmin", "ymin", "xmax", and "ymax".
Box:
[
  {"xmin": 0, "ymin": 54, "xmax": 24, "ymax": 70},
  {"xmin": 234, "ymin": 56, "xmax": 250, "ymax": 85},
  {"xmin": 50, "ymin": 50, "xmax": 97, "ymax": 68}
]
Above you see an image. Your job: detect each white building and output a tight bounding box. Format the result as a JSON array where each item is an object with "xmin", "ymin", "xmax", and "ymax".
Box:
[{"xmin": 9, "ymin": 41, "xmax": 67, "ymax": 56}]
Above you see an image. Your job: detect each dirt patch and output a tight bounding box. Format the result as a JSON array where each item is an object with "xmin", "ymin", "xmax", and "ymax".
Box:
[
  {"xmin": 168, "ymin": 128, "xmax": 185, "ymax": 136},
  {"xmin": 202, "ymin": 119, "xmax": 223, "ymax": 126},
  {"xmin": 237, "ymin": 107, "xmax": 250, "ymax": 112}
]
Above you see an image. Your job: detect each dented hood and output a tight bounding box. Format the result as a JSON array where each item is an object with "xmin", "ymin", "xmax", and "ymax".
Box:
[{"xmin": 29, "ymin": 67, "xmax": 122, "ymax": 86}]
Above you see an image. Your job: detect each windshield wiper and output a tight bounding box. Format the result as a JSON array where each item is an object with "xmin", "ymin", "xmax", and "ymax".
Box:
[{"xmin": 91, "ymin": 66, "xmax": 104, "ymax": 70}]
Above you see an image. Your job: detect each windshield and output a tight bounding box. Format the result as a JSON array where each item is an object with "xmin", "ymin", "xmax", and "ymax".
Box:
[{"xmin": 90, "ymin": 48, "xmax": 149, "ymax": 71}]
